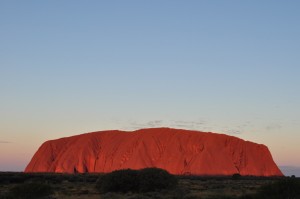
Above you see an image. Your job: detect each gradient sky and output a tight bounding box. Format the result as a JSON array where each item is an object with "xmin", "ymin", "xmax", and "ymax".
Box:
[{"xmin": 0, "ymin": 1, "xmax": 299, "ymax": 175}]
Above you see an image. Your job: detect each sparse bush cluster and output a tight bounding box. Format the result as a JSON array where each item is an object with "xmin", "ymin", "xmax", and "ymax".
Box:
[
  {"xmin": 238, "ymin": 177, "xmax": 300, "ymax": 199},
  {"xmin": 0, "ymin": 172, "xmax": 99, "ymax": 185},
  {"xmin": 97, "ymin": 169, "xmax": 139, "ymax": 193},
  {"xmin": 96, "ymin": 168, "xmax": 178, "ymax": 193},
  {"xmin": 256, "ymin": 177, "xmax": 300, "ymax": 199},
  {"xmin": 6, "ymin": 182, "xmax": 53, "ymax": 199}
]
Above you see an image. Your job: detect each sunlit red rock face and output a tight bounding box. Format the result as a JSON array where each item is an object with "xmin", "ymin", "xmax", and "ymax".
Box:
[{"xmin": 25, "ymin": 128, "xmax": 283, "ymax": 176}]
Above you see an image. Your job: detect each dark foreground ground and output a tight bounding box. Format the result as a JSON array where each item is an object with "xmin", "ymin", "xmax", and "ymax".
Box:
[{"xmin": 0, "ymin": 172, "xmax": 297, "ymax": 199}]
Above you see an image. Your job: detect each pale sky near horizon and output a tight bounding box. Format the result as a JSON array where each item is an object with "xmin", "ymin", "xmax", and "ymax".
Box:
[{"xmin": 0, "ymin": 1, "xmax": 300, "ymax": 176}]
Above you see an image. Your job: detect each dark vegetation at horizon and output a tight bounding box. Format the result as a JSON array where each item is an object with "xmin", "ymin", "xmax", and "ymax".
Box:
[{"xmin": 0, "ymin": 169, "xmax": 299, "ymax": 199}]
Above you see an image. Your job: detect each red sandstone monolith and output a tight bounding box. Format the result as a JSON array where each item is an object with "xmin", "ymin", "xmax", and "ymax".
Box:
[{"xmin": 25, "ymin": 128, "xmax": 283, "ymax": 176}]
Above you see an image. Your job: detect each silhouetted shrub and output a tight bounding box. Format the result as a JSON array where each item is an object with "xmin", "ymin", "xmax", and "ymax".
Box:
[
  {"xmin": 97, "ymin": 169, "xmax": 139, "ymax": 193},
  {"xmin": 138, "ymin": 168, "xmax": 178, "ymax": 192},
  {"xmin": 232, "ymin": 173, "xmax": 241, "ymax": 180},
  {"xmin": 238, "ymin": 178, "xmax": 300, "ymax": 199},
  {"xmin": 256, "ymin": 178, "xmax": 300, "ymax": 199},
  {"xmin": 96, "ymin": 168, "xmax": 178, "ymax": 193},
  {"xmin": 7, "ymin": 182, "xmax": 53, "ymax": 199}
]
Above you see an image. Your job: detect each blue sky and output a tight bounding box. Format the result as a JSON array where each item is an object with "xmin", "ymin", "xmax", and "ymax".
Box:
[{"xmin": 0, "ymin": 1, "xmax": 300, "ymax": 175}]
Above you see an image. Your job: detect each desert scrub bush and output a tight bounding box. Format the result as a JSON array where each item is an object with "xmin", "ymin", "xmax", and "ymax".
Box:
[
  {"xmin": 138, "ymin": 168, "xmax": 177, "ymax": 192},
  {"xmin": 7, "ymin": 182, "xmax": 53, "ymax": 199},
  {"xmin": 237, "ymin": 177, "xmax": 300, "ymax": 199},
  {"xmin": 97, "ymin": 169, "xmax": 139, "ymax": 193},
  {"xmin": 96, "ymin": 168, "xmax": 178, "ymax": 193},
  {"xmin": 255, "ymin": 177, "xmax": 300, "ymax": 199},
  {"xmin": 232, "ymin": 173, "xmax": 241, "ymax": 180}
]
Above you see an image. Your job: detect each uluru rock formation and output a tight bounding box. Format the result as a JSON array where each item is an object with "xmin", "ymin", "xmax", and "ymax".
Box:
[{"xmin": 25, "ymin": 128, "xmax": 283, "ymax": 176}]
